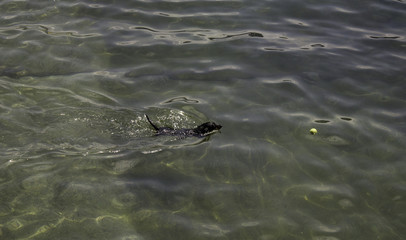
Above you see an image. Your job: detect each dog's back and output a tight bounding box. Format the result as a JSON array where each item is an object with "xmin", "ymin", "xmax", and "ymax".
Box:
[{"xmin": 145, "ymin": 115, "xmax": 222, "ymax": 138}]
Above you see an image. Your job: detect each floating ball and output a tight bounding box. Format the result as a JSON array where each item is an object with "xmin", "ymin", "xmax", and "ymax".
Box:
[{"xmin": 310, "ymin": 128, "xmax": 318, "ymax": 135}]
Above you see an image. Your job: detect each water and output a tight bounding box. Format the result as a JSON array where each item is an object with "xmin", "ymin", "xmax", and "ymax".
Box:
[{"xmin": 1, "ymin": 0, "xmax": 405, "ymax": 239}]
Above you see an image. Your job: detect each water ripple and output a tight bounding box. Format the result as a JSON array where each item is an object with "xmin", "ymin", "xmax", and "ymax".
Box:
[{"xmin": 1, "ymin": 0, "xmax": 405, "ymax": 239}]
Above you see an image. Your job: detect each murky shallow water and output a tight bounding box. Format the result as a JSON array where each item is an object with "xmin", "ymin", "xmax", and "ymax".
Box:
[{"xmin": 1, "ymin": 0, "xmax": 405, "ymax": 239}]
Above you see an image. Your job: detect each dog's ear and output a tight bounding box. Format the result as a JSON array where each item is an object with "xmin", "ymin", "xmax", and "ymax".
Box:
[{"xmin": 214, "ymin": 123, "xmax": 222, "ymax": 130}]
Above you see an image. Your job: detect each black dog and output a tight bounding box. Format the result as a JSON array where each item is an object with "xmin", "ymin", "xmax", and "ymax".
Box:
[{"xmin": 146, "ymin": 115, "xmax": 222, "ymax": 138}]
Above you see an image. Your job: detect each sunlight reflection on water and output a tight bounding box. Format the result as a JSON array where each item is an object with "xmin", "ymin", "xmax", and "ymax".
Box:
[{"xmin": 1, "ymin": 0, "xmax": 405, "ymax": 239}]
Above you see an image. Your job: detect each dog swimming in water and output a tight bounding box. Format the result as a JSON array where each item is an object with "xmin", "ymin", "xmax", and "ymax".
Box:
[{"xmin": 145, "ymin": 114, "xmax": 222, "ymax": 138}]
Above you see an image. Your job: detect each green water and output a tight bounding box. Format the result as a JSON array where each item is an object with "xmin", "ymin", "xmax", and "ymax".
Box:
[{"xmin": 1, "ymin": 0, "xmax": 405, "ymax": 239}]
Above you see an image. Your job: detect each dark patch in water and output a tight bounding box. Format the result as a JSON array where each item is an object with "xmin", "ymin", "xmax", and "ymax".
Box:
[
  {"xmin": 209, "ymin": 32, "xmax": 263, "ymax": 40},
  {"xmin": 248, "ymin": 32, "xmax": 264, "ymax": 37},
  {"xmin": 162, "ymin": 97, "xmax": 199, "ymax": 104},
  {"xmin": 369, "ymin": 35, "xmax": 400, "ymax": 39},
  {"xmin": 340, "ymin": 117, "xmax": 352, "ymax": 121},
  {"xmin": 315, "ymin": 119, "xmax": 330, "ymax": 123},
  {"xmin": 310, "ymin": 43, "xmax": 325, "ymax": 48}
]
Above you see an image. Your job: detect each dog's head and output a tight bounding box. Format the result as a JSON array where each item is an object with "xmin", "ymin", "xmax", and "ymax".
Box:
[{"xmin": 194, "ymin": 122, "xmax": 222, "ymax": 136}]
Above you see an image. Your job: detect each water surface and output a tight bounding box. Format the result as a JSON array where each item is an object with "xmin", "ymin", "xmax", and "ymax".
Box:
[{"xmin": 1, "ymin": 0, "xmax": 405, "ymax": 239}]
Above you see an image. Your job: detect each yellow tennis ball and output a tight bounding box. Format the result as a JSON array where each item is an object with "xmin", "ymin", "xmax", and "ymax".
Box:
[{"xmin": 310, "ymin": 128, "xmax": 318, "ymax": 135}]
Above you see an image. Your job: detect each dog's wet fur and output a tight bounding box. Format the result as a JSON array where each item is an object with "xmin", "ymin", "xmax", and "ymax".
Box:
[{"xmin": 146, "ymin": 115, "xmax": 222, "ymax": 138}]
